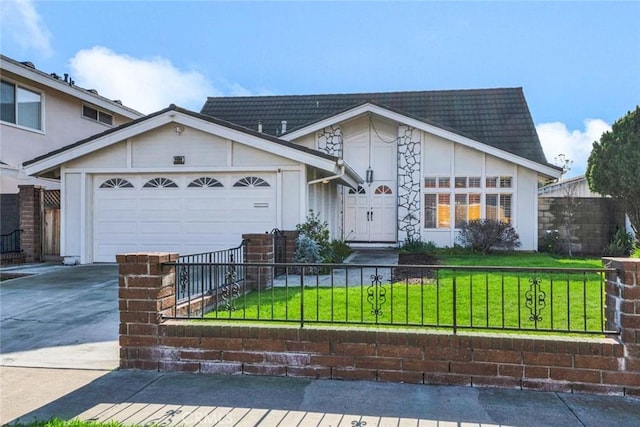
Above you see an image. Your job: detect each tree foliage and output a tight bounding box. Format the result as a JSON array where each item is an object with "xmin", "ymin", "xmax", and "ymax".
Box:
[{"xmin": 586, "ymin": 106, "xmax": 640, "ymax": 236}]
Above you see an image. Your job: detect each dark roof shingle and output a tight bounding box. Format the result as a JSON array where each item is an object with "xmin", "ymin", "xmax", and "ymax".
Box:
[{"xmin": 200, "ymin": 88, "xmax": 549, "ymax": 165}]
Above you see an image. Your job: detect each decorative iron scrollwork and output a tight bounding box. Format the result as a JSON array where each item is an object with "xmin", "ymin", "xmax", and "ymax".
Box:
[
  {"xmin": 221, "ymin": 267, "xmax": 240, "ymax": 311},
  {"xmin": 179, "ymin": 267, "xmax": 189, "ymax": 295},
  {"xmin": 525, "ymin": 277, "xmax": 546, "ymax": 322},
  {"xmin": 367, "ymin": 273, "xmax": 387, "ymax": 316}
]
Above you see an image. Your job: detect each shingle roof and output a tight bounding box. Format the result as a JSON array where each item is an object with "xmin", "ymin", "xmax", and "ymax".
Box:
[{"xmin": 200, "ymin": 87, "xmax": 550, "ymax": 165}]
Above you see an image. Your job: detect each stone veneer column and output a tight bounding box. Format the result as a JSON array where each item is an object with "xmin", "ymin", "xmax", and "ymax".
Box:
[
  {"xmin": 118, "ymin": 252, "xmax": 178, "ymax": 370},
  {"xmin": 397, "ymin": 126, "xmax": 422, "ymax": 243},
  {"xmin": 19, "ymin": 185, "xmax": 44, "ymax": 263},
  {"xmin": 603, "ymin": 257, "xmax": 640, "ymax": 392},
  {"xmin": 242, "ymin": 233, "xmax": 274, "ymax": 290}
]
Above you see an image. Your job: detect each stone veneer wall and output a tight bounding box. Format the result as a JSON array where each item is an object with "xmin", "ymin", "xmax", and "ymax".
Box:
[{"xmin": 118, "ymin": 253, "xmax": 640, "ymax": 397}]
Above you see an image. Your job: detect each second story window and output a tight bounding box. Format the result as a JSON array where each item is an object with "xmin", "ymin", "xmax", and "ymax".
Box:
[
  {"xmin": 1, "ymin": 80, "xmax": 42, "ymax": 131},
  {"xmin": 83, "ymin": 104, "xmax": 113, "ymax": 125}
]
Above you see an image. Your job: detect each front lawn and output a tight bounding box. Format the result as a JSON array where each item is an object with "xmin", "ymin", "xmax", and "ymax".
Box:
[{"xmin": 201, "ymin": 253, "xmax": 608, "ymax": 334}]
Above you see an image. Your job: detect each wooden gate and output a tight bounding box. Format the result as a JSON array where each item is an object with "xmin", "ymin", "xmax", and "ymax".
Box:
[{"xmin": 44, "ymin": 190, "xmax": 60, "ymax": 257}]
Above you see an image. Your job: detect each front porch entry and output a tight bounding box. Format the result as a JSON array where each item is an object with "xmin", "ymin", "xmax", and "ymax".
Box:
[{"xmin": 344, "ymin": 184, "xmax": 395, "ymax": 242}]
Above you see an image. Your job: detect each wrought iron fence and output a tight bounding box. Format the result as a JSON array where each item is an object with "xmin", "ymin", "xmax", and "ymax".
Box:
[
  {"xmin": 165, "ymin": 261, "xmax": 618, "ymax": 335},
  {"xmin": 0, "ymin": 230, "xmax": 21, "ymax": 254},
  {"xmin": 174, "ymin": 242, "xmax": 245, "ymax": 303}
]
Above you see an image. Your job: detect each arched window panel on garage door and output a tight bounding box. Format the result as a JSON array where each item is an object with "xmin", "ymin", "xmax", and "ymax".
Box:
[
  {"xmin": 187, "ymin": 177, "xmax": 224, "ymax": 188},
  {"xmin": 143, "ymin": 177, "xmax": 178, "ymax": 188},
  {"xmin": 348, "ymin": 185, "xmax": 366, "ymax": 194},
  {"xmin": 99, "ymin": 178, "xmax": 134, "ymax": 189},
  {"xmin": 233, "ymin": 176, "xmax": 270, "ymax": 187}
]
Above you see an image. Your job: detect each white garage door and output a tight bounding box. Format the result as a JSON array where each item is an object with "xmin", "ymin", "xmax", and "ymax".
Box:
[{"xmin": 93, "ymin": 174, "xmax": 277, "ymax": 262}]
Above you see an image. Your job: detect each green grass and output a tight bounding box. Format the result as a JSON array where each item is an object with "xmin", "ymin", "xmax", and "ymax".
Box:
[{"xmin": 202, "ymin": 253, "xmax": 608, "ymax": 334}]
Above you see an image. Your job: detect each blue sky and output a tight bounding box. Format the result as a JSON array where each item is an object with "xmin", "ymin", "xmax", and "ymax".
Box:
[{"xmin": 2, "ymin": 1, "xmax": 639, "ymax": 177}]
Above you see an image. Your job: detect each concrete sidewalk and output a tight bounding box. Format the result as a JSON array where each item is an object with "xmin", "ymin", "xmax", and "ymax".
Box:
[{"xmin": 2, "ymin": 366, "xmax": 640, "ymax": 426}]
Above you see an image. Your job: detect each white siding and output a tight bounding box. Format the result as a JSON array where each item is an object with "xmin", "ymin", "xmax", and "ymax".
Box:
[{"xmin": 63, "ymin": 172, "xmax": 82, "ymax": 259}]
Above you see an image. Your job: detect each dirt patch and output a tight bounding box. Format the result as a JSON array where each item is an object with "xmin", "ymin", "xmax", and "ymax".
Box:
[{"xmin": 391, "ymin": 253, "xmax": 439, "ymax": 282}]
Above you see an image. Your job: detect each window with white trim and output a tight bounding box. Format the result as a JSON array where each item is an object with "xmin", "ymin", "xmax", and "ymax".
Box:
[
  {"xmin": 83, "ymin": 104, "xmax": 113, "ymax": 125},
  {"xmin": 1, "ymin": 79, "xmax": 42, "ymax": 130},
  {"xmin": 424, "ymin": 175, "xmax": 513, "ymax": 229}
]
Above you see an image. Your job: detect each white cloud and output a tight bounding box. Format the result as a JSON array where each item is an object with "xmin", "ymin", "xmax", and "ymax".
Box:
[
  {"xmin": 0, "ymin": 0, "xmax": 52, "ymax": 57},
  {"xmin": 69, "ymin": 47, "xmax": 217, "ymax": 114},
  {"xmin": 537, "ymin": 119, "xmax": 611, "ymax": 178}
]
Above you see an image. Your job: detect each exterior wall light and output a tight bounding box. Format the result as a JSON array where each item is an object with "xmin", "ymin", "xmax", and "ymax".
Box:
[
  {"xmin": 366, "ymin": 167, "xmax": 374, "ymax": 184},
  {"xmin": 173, "ymin": 156, "xmax": 185, "ymax": 165}
]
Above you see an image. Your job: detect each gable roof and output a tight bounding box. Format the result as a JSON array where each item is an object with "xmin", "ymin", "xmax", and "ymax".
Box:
[
  {"xmin": 201, "ymin": 87, "xmax": 551, "ymax": 167},
  {"xmin": 1, "ymin": 54, "xmax": 143, "ymax": 119},
  {"xmin": 22, "ymin": 105, "xmax": 362, "ymax": 188}
]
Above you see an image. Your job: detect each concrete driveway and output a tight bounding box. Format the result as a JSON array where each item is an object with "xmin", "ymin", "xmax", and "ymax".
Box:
[{"xmin": 0, "ymin": 263, "xmax": 119, "ymax": 369}]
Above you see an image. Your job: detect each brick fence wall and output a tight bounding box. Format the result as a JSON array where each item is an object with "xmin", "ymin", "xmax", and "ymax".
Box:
[
  {"xmin": 118, "ymin": 253, "xmax": 640, "ymax": 397},
  {"xmin": 19, "ymin": 185, "xmax": 44, "ymax": 263}
]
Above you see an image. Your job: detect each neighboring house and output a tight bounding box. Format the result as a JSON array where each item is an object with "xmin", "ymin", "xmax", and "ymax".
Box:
[
  {"xmin": 24, "ymin": 88, "xmax": 561, "ymax": 264},
  {"xmin": 0, "ymin": 54, "xmax": 143, "ymax": 253},
  {"xmin": 538, "ymin": 174, "xmax": 601, "ymax": 198}
]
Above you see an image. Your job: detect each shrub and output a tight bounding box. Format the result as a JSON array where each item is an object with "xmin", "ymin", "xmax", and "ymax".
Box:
[
  {"xmin": 295, "ymin": 210, "xmax": 331, "ymax": 261},
  {"xmin": 292, "ymin": 234, "xmax": 322, "ymax": 273},
  {"xmin": 539, "ymin": 229, "xmax": 562, "ymax": 254},
  {"xmin": 602, "ymin": 228, "xmax": 634, "ymax": 257},
  {"xmin": 328, "ymin": 239, "xmax": 352, "ymax": 263},
  {"xmin": 456, "ymin": 219, "xmax": 521, "ymax": 254},
  {"xmin": 398, "ymin": 236, "xmax": 437, "ymax": 254}
]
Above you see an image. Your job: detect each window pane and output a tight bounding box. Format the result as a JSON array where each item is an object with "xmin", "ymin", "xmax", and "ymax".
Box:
[
  {"xmin": 500, "ymin": 194, "xmax": 512, "ymax": 224},
  {"xmin": 469, "ymin": 194, "xmax": 481, "ymax": 220},
  {"xmin": 1, "ymin": 81, "xmax": 16, "ymax": 124},
  {"xmin": 438, "ymin": 194, "xmax": 450, "ymax": 228},
  {"xmin": 454, "ymin": 194, "xmax": 467, "ymax": 228},
  {"xmin": 98, "ymin": 111, "xmax": 113, "ymax": 125},
  {"xmin": 83, "ymin": 105, "xmax": 98, "ymax": 120},
  {"xmin": 469, "ymin": 177, "xmax": 481, "ymax": 188},
  {"xmin": 486, "ymin": 177, "xmax": 498, "ymax": 188},
  {"xmin": 486, "ymin": 194, "xmax": 498, "ymax": 220},
  {"xmin": 424, "ymin": 177, "xmax": 436, "ymax": 188},
  {"xmin": 424, "ymin": 194, "xmax": 436, "ymax": 228},
  {"xmin": 455, "ymin": 177, "xmax": 466, "ymax": 188},
  {"xmin": 438, "ymin": 177, "xmax": 450, "ymax": 188},
  {"xmin": 500, "ymin": 176, "xmax": 512, "ymax": 188},
  {"xmin": 17, "ymin": 87, "xmax": 41, "ymax": 129}
]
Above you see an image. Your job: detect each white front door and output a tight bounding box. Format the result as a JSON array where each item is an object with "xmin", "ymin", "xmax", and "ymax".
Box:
[
  {"xmin": 344, "ymin": 183, "xmax": 395, "ymax": 242},
  {"xmin": 342, "ymin": 118, "xmax": 397, "ymax": 242}
]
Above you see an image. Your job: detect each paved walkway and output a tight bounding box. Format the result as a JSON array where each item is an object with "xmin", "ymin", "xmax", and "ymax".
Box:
[{"xmin": 3, "ymin": 367, "xmax": 640, "ymax": 427}]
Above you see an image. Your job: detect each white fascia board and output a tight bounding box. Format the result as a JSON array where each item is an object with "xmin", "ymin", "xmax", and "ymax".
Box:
[
  {"xmin": 283, "ymin": 103, "xmax": 562, "ymax": 179},
  {"xmin": 1, "ymin": 58, "xmax": 142, "ymax": 119},
  {"xmin": 24, "ymin": 114, "xmax": 174, "ymax": 175}
]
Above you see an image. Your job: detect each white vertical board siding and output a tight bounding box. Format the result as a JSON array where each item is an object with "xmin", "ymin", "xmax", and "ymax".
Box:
[{"xmin": 63, "ymin": 172, "xmax": 82, "ymax": 259}]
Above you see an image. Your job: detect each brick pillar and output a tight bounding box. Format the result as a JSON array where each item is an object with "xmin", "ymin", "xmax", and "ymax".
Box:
[
  {"xmin": 603, "ymin": 257, "xmax": 640, "ymax": 394},
  {"xmin": 242, "ymin": 233, "xmax": 274, "ymax": 289},
  {"xmin": 19, "ymin": 185, "xmax": 44, "ymax": 263},
  {"xmin": 283, "ymin": 230, "xmax": 300, "ymax": 263},
  {"xmin": 118, "ymin": 253, "xmax": 178, "ymax": 370}
]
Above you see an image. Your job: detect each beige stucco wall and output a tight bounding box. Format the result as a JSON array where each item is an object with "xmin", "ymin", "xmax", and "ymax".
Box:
[{"xmin": 1, "ymin": 70, "xmax": 132, "ymax": 175}]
